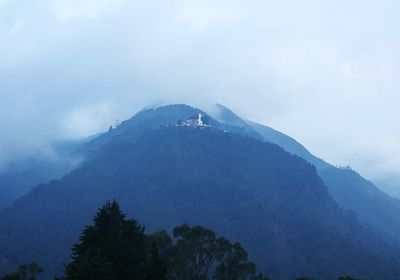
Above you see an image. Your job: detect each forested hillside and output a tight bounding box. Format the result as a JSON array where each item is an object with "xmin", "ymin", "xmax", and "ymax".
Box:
[{"xmin": 0, "ymin": 125, "xmax": 399, "ymax": 279}]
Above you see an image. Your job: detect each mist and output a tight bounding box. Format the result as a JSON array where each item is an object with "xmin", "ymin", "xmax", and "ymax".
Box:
[{"xmin": 1, "ymin": 0, "xmax": 400, "ymax": 188}]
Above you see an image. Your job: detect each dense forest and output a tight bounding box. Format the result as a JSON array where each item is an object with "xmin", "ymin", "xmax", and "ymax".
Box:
[{"xmin": 0, "ymin": 201, "xmax": 364, "ymax": 280}]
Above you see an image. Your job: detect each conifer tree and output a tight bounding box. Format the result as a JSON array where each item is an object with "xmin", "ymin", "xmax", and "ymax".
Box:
[{"xmin": 63, "ymin": 201, "xmax": 149, "ymax": 280}]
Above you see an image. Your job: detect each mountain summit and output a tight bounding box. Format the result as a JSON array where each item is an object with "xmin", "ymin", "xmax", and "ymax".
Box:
[{"xmin": 0, "ymin": 104, "xmax": 400, "ymax": 279}]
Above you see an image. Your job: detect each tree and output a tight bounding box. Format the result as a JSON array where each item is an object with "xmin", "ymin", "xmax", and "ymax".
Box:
[
  {"xmin": 215, "ymin": 240, "xmax": 257, "ymax": 280},
  {"xmin": 171, "ymin": 224, "xmax": 218, "ymax": 280},
  {"xmin": 63, "ymin": 201, "xmax": 149, "ymax": 280},
  {"xmin": 144, "ymin": 242, "xmax": 168, "ymax": 280},
  {"xmin": 60, "ymin": 201, "xmax": 267, "ymax": 280},
  {"xmin": 64, "ymin": 256, "xmax": 116, "ymax": 280},
  {"xmin": 0, "ymin": 263, "xmax": 43, "ymax": 280},
  {"xmin": 151, "ymin": 224, "xmax": 270, "ymax": 280}
]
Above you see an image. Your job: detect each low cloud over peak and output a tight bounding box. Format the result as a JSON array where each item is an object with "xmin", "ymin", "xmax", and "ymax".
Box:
[{"xmin": 1, "ymin": 0, "xmax": 400, "ymax": 186}]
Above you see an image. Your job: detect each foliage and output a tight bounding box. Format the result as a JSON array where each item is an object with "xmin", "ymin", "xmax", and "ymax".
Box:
[
  {"xmin": 0, "ymin": 263, "xmax": 43, "ymax": 280},
  {"xmin": 61, "ymin": 202, "xmax": 268, "ymax": 280},
  {"xmin": 144, "ymin": 242, "xmax": 168, "ymax": 280},
  {"xmin": 151, "ymin": 224, "xmax": 269, "ymax": 280},
  {"xmin": 62, "ymin": 201, "xmax": 161, "ymax": 280}
]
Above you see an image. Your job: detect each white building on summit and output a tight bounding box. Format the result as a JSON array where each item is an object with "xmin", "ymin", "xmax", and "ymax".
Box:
[
  {"xmin": 178, "ymin": 113, "xmax": 207, "ymax": 127},
  {"xmin": 198, "ymin": 113, "xmax": 203, "ymax": 125}
]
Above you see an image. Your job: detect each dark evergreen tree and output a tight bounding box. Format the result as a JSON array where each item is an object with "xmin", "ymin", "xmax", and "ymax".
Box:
[
  {"xmin": 63, "ymin": 201, "xmax": 148, "ymax": 280},
  {"xmin": 64, "ymin": 256, "xmax": 116, "ymax": 280}
]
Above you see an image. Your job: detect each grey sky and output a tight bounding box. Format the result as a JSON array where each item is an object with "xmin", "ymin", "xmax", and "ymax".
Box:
[{"xmin": 1, "ymin": 0, "xmax": 400, "ymax": 188}]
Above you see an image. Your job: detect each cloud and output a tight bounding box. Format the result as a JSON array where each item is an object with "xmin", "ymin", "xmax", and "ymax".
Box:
[
  {"xmin": 61, "ymin": 102, "xmax": 114, "ymax": 138},
  {"xmin": 0, "ymin": 0, "xmax": 400, "ymax": 187},
  {"xmin": 53, "ymin": 0, "xmax": 125, "ymax": 21}
]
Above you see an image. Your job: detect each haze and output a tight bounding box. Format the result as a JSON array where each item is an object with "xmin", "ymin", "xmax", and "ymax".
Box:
[{"xmin": 1, "ymin": 0, "xmax": 400, "ymax": 192}]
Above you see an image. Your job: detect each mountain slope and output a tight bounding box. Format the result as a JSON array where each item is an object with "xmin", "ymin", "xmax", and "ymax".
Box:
[
  {"xmin": 210, "ymin": 104, "xmax": 400, "ymax": 242},
  {"xmin": 251, "ymin": 120, "xmax": 400, "ymax": 242},
  {"xmin": 0, "ymin": 122, "xmax": 400, "ymax": 279},
  {"xmin": 3, "ymin": 103, "xmax": 400, "ymax": 246},
  {"xmin": 0, "ymin": 142, "xmax": 82, "ymax": 210}
]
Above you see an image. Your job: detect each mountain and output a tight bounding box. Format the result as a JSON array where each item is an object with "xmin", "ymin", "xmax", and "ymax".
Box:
[
  {"xmin": 373, "ymin": 175, "xmax": 400, "ymax": 199},
  {"xmin": 0, "ymin": 105, "xmax": 400, "ymax": 280},
  {"xmin": 0, "ymin": 141, "xmax": 83, "ymax": 210},
  {"xmin": 210, "ymin": 104, "xmax": 400, "ymax": 243},
  {"xmin": 5, "ymin": 104, "xmax": 400, "ymax": 244},
  {"xmin": 0, "ymin": 104, "xmax": 261, "ymax": 208}
]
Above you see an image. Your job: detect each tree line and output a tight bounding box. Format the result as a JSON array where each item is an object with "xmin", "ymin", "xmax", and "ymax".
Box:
[{"xmin": 0, "ymin": 201, "xmax": 364, "ymax": 280}]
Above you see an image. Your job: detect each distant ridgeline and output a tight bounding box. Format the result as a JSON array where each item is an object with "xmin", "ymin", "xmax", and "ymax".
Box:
[{"xmin": 1, "ymin": 104, "xmax": 400, "ymax": 280}]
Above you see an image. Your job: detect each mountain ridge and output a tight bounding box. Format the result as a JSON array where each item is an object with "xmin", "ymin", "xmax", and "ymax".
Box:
[
  {"xmin": 1, "ymin": 105, "xmax": 400, "ymax": 279},
  {"xmin": 2, "ymin": 103, "xmax": 400, "ymax": 245},
  {"xmin": 1, "ymin": 125, "xmax": 399, "ymax": 279},
  {"xmin": 210, "ymin": 104, "xmax": 400, "ymax": 243}
]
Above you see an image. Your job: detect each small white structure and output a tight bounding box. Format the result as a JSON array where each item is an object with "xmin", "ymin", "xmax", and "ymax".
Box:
[
  {"xmin": 198, "ymin": 113, "xmax": 203, "ymax": 126},
  {"xmin": 178, "ymin": 113, "xmax": 208, "ymax": 127}
]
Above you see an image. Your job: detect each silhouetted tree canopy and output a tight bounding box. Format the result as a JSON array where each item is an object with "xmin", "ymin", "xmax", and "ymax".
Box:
[
  {"xmin": 151, "ymin": 224, "xmax": 270, "ymax": 280},
  {"xmin": 60, "ymin": 201, "xmax": 269, "ymax": 280},
  {"xmin": 62, "ymin": 201, "xmax": 157, "ymax": 280},
  {"xmin": 0, "ymin": 201, "xmax": 370, "ymax": 280},
  {"xmin": 0, "ymin": 263, "xmax": 43, "ymax": 280}
]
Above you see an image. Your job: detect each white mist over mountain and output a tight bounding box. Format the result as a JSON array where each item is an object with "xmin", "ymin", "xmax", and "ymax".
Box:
[{"xmin": 1, "ymin": 0, "xmax": 400, "ymax": 191}]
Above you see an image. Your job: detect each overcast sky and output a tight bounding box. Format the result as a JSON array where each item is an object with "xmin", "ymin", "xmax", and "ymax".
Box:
[{"xmin": 1, "ymin": 0, "xmax": 400, "ymax": 188}]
